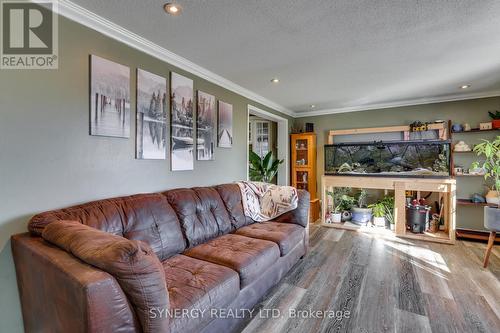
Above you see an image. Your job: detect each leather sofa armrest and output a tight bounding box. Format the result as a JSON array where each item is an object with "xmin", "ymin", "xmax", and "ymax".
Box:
[
  {"xmin": 41, "ymin": 220, "xmax": 170, "ymax": 333},
  {"xmin": 272, "ymin": 189, "xmax": 310, "ymax": 227},
  {"xmin": 11, "ymin": 233, "xmax": 140, "ymax": 333}
]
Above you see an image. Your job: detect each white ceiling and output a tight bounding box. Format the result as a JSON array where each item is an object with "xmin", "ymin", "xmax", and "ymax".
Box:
[{"xmin": 69, "ymin": 0, "xmax": 500, "ymax": 116}]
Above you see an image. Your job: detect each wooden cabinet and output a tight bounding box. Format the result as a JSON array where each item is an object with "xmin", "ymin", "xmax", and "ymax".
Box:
[{"xmin": 291, "ymin": 133, "xmax": 319, "ymax": 222}]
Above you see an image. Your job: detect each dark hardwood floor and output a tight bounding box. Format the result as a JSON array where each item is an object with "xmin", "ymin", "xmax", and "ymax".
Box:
[{"xmin": 242, "ymin": 224, "xmax": 500, "ymax": 333}]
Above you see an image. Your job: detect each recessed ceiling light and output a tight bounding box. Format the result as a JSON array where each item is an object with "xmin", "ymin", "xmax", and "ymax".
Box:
[
  {"xmin": 310, "ymin": 104, "xmax": 316, "ymax": 109},
  {"xmin": 270, "ymin": 78, "xmax": 280, "ymax": 83},
  {"xmin": 460, "ymin": 84, "xmax": 471, "ymax": 89},
  {"xmin": 164, "ymin": 2, "xmax": 182, "ymax": 15}
]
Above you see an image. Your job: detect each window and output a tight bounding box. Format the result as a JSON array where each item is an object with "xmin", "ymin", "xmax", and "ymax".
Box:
[{"xmin": 255, "ymin": 121, "xmax": 270, "ymax": 157}]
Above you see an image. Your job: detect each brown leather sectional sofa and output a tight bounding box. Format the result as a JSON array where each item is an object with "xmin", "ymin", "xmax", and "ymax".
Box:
[{"xmin": 12, "ymin": 183, "xmax": 310, "ymax": 333}]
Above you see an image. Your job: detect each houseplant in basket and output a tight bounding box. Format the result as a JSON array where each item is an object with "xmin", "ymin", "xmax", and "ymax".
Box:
[{"xmin": 472, "ymin": 137, "xmax": 500, "ymax": 229}]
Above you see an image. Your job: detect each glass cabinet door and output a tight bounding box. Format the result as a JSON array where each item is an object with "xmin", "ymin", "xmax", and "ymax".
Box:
[
  {"xmin": 295, "ymin": 139, "xmax": 309, "ymax": 166},
  {"xmin": 295, "ymin": 170, "xmax": 309, "ymax": 190}
]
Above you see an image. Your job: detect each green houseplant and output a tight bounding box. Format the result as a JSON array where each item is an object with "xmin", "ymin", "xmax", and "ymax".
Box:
[
  {"xmin": 327, "ymin": 188, "xmax": 354, "ymax": 223},
  {"xmin": 472, "ymin": 137, "xmax": 500, "ymax": 238},
  {"xmin": 368, "ymin": 201, "xmax": 386, "ymax": 227},
  {"xmin": 488, "ymin": 110, "xmax": 500, "ymax": 129},
  {"xmin": 381, "ymin": 196, "xmax": 395, "ymax": 230},
  {"xmin": 249, "ymin": 151, "xmax": 284, "ymax": 183},
  {"xmin": 472, "ymin": 136, "xmax": 500, "ymax": 207}
]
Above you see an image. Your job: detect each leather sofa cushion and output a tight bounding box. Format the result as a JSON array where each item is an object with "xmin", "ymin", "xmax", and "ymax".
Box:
[
  {"xmin": 29, "ymin": 193, "xmax": 186, "ymax": 261},
  {"xmin": 164, "ymin": 188, "xmax": 232, "ymax": 248},
  {"xmin": 215, "ymin": 183, "xmax": 253, "ymax": 229},
  {"xmin": 234, "ymin": 221, "xmax": 305, "ymax": 256},
  {"xmin": 184, "ymin": 234, "xmax": 280, "ymax": 288},
  {"xmin": 163, "ymin": 255, "xmax": 239, "ymax": 333},
  {"xmin": 41, "ymin": 220, "xmax": 169, "ymax": 333}
]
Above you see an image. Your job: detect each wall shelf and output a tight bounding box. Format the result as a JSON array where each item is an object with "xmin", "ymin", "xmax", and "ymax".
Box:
[
  {"xmin": 451, "ymin": 128, "xmax": 499, "ymax": 134},
  {"xmin": 456, "ymin": 198, "xmax": 495, "ymax": 207}
]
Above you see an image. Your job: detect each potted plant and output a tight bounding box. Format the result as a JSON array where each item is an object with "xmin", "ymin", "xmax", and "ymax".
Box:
[
  {"xmin": 351, "ymin": 189, "xmax": 372, "ymax": 225},
  {"xmin": 327, "ymin": 188, "xmax": 354, "ymax": 223},
  {"xmin": 249, "ymin": 151, "xmax": 284, "ymax": 183},
  {"xmin": 488, "ymin": 111, "xmax": 500, "ymax": 129},
  {"xmin": 368, "ymin": 201, "xmax": 386, "ymax": 227},
  {"xmin": 339, "ymin": 193, "xmax": 356, "ymax": 221},
  {"xmin": 472, "ymin": 137, "xmax": 500, "ymax": 228},
  {"xmin": 380, "ymin": 196, "xmax": 395, "ymax": 230},
  {"xmin": 330, "ymin": 203, "xmax": 342, "ymax": 223}
]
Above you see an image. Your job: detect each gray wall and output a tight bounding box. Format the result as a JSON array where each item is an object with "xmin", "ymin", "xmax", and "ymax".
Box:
[
  {"xmin": 0, "ymin": 15, "xmax": 291, "ymax": 332},
  {"xmin": 294, "ymin": 97, "xmax": 500, "ymax": 231}
]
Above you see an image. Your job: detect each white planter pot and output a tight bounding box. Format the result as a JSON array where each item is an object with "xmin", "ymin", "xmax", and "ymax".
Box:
[
  {"xmin": 332, "ymin": 213, "xmax": 342, "ymax": 223},
  {"xmin": 390, "ymin": 223, "xmax": 395, "ymax": 231},
  {"xmin": 373, "ymin": 216, "xmax": 386, "ymax": 227},
  {"xmin": 485, "ymin": 190, "xmax": 500, "ymax": 205}
]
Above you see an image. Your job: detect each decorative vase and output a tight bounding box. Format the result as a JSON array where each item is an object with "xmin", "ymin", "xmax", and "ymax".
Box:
[
  {"xmin": 332, "ymin": 213, "xmax": 342, "ymax": 223},
  {"xmin": 485, "ymin": 190, "xmax": 500, "ymax": 205},
  {"xmin": 341, "ymin": 211, "xmax": 352, "ymax": 222},
  {"xmin": 373, "ymin": 216, "xmax": 385, "ymax": 227},
  {"xmin": 452, "ymin": 124, "xmax": 463, "ymax": 132},
  {"xmin": 493, "ymin": 119, "xmax": 500, "ymax": 129}
]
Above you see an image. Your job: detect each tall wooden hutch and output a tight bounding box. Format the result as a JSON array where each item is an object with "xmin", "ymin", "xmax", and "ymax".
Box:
[{"xmin": 291, "ymin": 133, "xmax": 320, "ymax": 222}]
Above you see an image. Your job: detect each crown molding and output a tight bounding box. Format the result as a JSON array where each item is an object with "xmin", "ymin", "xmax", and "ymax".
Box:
[
  {"xmin": 57, "ymin": 0, "xmax": 296, "ymax": 117},
  {"xmin": 294, "ymin": 90, "xmax": 500, "ymax": 118},
  {"xmin": 56, "ymin": 1, "xmax": 500, "ymax": 120}
]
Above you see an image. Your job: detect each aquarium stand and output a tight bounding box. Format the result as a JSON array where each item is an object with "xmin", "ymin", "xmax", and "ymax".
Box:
[{"xmin": 321, "ymin": 175, "xmax": 456, "ymax": 244}]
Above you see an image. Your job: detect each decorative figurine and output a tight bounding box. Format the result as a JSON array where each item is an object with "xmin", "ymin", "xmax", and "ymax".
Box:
[
  {"xmin": 454, "ymin": 141, "xmax": 471, "ymax": 152},
  {"xmin": 463, "ymin": 123, "xmax": 471, "ymax": 131},
  {"xmin": 471, "ymin": 193, "xmax": 486, "ymax": 203}
]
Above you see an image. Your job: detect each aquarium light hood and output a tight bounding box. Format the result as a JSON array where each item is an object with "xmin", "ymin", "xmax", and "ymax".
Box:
[{"xmin": 326, "ymin": 139, "xmax": 451, "ymax": 147}]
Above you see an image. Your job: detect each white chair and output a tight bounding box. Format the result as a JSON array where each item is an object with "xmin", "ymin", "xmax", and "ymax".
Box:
[{"xmin": 483, "ymin": 207, "xmax": 499, "ymax": 268}]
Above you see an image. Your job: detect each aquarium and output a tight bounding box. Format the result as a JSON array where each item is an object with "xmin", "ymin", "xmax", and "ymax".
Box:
[{"xmin": 324, "ymin": 140, "xmax": 451, "ymax": 178}]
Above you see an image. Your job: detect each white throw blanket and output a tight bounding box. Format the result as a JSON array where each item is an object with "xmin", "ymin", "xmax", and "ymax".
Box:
[{"xmin": 237, "ymin": 181, "xmax": 298, "ymax": 222}]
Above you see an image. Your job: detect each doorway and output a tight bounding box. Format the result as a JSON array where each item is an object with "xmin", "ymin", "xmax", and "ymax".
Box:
[{"xmin": 247, "ymin": 105, "xmax": 289, "ymax": 186}]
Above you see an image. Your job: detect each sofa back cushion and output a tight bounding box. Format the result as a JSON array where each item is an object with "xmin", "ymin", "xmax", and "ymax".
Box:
[
  {"xmin": 29, "ymin": 193, "xmax": 186, "ymax": 260},
  {"xmin": 163, "ymin": 187, "xmax": 232, "ymax": 248},
  {"xmin": 42, "ymin": 220, "xmax": 170, "ymax": 333},
  {"xmin": 215, "ymin": 183, "xmax": 254, "ymax": 229}
]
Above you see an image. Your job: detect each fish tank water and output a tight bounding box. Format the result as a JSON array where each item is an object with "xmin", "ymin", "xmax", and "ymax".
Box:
[{"xmin": 324, "ymin": 140, "xmax": 451, "ymax": 178}]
